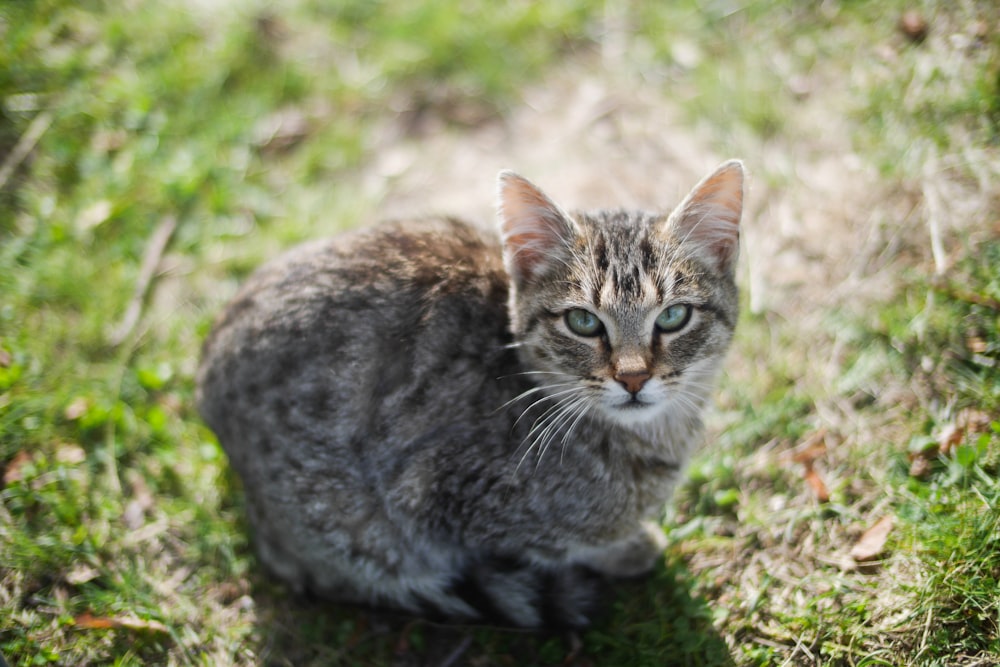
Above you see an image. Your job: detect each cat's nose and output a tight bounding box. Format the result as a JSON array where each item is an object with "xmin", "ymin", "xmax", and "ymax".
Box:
[{"xmin": 614, "ymin": 369, "xmax": 651, "ymax": 395}]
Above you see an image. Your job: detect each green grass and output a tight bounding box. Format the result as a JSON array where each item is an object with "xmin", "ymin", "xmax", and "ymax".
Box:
[{"xmin": 2, "ymin": 0, "xmax": 1000, "ymax": 665}]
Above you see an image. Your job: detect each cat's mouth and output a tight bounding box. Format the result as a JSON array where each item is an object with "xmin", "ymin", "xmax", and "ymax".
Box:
[
  {"xmin": 617, "ymin": 396, "xmax": 654, "ymax": 410},
  {"xmin": 601, "ymin": 395, "xmax": 665, "ymax": 426}
]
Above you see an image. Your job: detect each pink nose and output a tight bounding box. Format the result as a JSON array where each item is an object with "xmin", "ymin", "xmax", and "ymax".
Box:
[{"xmin": 614, "ymin": 369, "xmax": 650, "ymax": 395}]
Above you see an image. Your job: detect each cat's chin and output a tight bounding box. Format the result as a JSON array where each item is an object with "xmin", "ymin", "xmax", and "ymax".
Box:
[{"xmin": 600, "ymin": 399, "xmax": 671, "ymax": 427}]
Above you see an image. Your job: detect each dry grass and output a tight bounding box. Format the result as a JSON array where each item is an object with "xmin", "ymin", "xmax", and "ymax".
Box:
[{"xmin": 2, "ymin": 1, "xmax": 999, "ymax": 665}]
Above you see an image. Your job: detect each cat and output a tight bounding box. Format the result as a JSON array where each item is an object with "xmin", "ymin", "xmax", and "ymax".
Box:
[{"xmin": 196, "ymin": 160, "xmax": 744, "ymax": 629}]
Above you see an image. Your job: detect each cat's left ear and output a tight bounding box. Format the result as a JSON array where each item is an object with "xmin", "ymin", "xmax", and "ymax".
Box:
[
  {"xmin": 665, "ymin": 160, "xmax": 744, "ymax": 275},
  {"xmin": 497, "ymin": 171, "xmax": 580, "ymax": 285}
]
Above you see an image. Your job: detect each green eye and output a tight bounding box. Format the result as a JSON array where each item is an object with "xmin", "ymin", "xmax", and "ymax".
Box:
[
  {"xmin": 565, "ymin": 309, "xmax": 604, "ymax": 337},
  {"xmin": 655, "ymin": 304, "xmax": 692, "ymax": 333}
]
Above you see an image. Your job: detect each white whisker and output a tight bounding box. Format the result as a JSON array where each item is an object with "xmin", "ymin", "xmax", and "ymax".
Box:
[
  {"xmin": 558, "ymin": 396, "xmax": 595, "ymax": 465},
  {"xmin": 527, "ymin": 395, "xmax": 590, "ymax": 470},
  {"xmin": 511, "ymin": 385, "xmax": 585, "ymax": 430},
  {"xmin": 511, "ymin": 389, "xmax": 588, "ymax": 475},
  {"xmin": 498, "ymin": 370, "xmax": 572, "ymax": 379},
  {"xmin": 495, "ymin": 381, "xmax": 577, "ymax": 413}
]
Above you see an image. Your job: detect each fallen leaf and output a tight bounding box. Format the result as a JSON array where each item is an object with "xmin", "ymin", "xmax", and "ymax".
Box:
[
  {"xmin": 74, "ymin": 612, "xmax": 169, "ymax": 634},
  {"xmin": 783, "ymin": 430, "xmax": 833, "ymax": 502},
  {"xmin": 850, "ymin": 516, "xmax": 894, "ymax": 562},
  {"xmin": 3, "ymin": 450, "xmax": 32, "ymax": 486},
  {"xmin": 788, "ymin": 429, "xmax": 828, "ymax": 465},
  {"xmin": 73, "ymin": 612, "xmax": 117, "ymax": 630},
  {"xmin": 803, "ymin": 467, "xmax": 830, "ymax": 503}
]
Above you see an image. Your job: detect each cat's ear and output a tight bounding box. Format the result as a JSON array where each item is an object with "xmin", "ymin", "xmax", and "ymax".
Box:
[
  {"xmin": 497, "ymin": 170, "xmax": 579, "ymax": 284},
  {"xmin": 665, "ymin": 160, "xmax": 744, "ymax": 274}
]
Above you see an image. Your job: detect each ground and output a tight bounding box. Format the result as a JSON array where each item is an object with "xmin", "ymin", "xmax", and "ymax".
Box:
[{"xmin": 1, "ymin": 1, "xmax": 999, "ymax": 665}]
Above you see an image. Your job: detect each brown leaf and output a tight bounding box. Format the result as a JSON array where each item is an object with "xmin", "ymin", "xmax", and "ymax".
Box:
[
  {"xmin": 3, "ymin": 450, "xmax": 32, "ymax": 486},
  {"xmin": 74, "ymin": 612, "xmax": 169, "ymax": 634},
  {"xmin": 73, "ymin": 612, "xmax": 118, "ymax": 630},
  {"xmin": 783, "ymin": 430, "xmax": 833, "ymax": 501},
  {"xmin": 850, "ymin": 516, "xmax": 894, "ymax": 562},
  {"xmin": 788, "ymin": 429, "xmax": 828, "ymax": 466},
  {"xmin": 803, "ymin": 467, "xmax": 830, "ymax": 503}
]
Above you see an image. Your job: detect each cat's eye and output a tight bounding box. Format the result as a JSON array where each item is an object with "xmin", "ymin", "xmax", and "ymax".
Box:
[
  {"xmin": 655, "ymin": 304, "xmax": 692, "ymax": 333},
  {"xmin": 565, "ymin": 309, "xmax": 604, "ymax": 337}
]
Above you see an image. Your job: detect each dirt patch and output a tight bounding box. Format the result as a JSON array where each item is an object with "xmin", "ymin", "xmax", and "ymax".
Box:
[{"xmin": 357, "ymin": 57, "xmax": 906, "ymax": 326}]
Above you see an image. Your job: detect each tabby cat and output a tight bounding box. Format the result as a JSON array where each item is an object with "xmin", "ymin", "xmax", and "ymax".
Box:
[{"xmin": 196, "ymin": 160, "xmax": 744, "ymax": 628}]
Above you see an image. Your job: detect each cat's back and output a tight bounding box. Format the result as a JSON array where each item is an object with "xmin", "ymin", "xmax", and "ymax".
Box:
[
  {"xmin": 196, "ymin": 216, "xmax": 513, "ymax": 465},
  {"xmin": 203, "ymin": 215, "xmax": 506, "ymax": 336}
]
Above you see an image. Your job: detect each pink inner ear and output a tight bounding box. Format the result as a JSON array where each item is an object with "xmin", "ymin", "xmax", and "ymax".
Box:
[
  {"xmin": 695, "ymin": 164, "xmax": 744, "ymax": 222},
  {"xmin": 497, "ymin": 171, "xmax": 575, "ymax": 283},
  {"xmin": 671, "ymin": 161, "xmax": 744, "ymax": 272}
]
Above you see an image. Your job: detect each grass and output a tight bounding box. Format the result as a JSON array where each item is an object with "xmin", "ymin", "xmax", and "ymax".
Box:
[{"xmin": 2, "ymin": 0, "xmax": 999, "ymax": 665}]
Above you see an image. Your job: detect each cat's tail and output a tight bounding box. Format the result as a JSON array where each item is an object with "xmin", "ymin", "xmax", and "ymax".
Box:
[{"xmin": 424, "ymin": 555, "xmax": 609, "ymax": 629}]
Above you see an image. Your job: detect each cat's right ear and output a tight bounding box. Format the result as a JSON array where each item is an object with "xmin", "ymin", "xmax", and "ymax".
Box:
[{"xmin": 497, "ymin": 170, "xmax": 579, "ymax": 285}]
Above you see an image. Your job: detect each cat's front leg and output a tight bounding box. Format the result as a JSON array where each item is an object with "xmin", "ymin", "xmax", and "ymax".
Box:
[{"xmin": 570, "ymin": 520, "xmax": 668, "ymax": 579}]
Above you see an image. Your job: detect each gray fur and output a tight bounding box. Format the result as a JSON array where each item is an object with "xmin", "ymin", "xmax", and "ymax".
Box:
[{"xmin": 196, "ymin": 161, "xmax": 744, "ymax": 628}]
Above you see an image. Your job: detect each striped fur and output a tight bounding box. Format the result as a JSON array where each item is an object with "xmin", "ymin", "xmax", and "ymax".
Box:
[{"xmin": 196, "ymin": 162, "xmax": 744, "ymax": 628}]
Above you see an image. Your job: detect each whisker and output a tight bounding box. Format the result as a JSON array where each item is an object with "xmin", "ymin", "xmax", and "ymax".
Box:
[
  {"xmin": 511, "ymin": 386, "xmax": 583, "ymax": 430},
  {"xmin": 496, "ymin": 370, "xmax": 573, "ymax": 381},
  {"xmin": 495, "ymin": 381, "xmax": 577, "ymax": 413},
  {"xmin": 558, "ymin": 396, "xmax": 594, "ymax": 465},
  {"xmin": 529, "ymin": 395, "xmax": 590, "ymax": 471},
  {"xmin": 514, "ymin": 387, "xmax": 582, "ymax": 474},
  {"xmin": 667, "ymin": 390, "xmax": 704, "ymax": 415}
]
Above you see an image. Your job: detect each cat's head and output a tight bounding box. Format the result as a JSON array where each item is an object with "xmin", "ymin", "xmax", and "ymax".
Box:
[{"xmin": 497, "ymin": 161, "xmax": 743, "ymax": 432}]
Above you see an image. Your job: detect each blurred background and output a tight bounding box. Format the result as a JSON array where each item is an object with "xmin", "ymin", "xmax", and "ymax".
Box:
[{"xmin": 1, "ymin": 1, "xmax": 998, "ymax": 665}]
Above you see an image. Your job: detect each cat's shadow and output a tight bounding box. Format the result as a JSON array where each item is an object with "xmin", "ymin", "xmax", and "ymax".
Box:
[{"xmin": 245, "ymin": 556, "xmax": 735, "ymax": 667}]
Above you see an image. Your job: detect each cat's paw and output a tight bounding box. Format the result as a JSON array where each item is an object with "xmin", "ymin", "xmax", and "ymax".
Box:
[{"xmin": 573, "ymin": 520, "xmax": 667, "ymax": 579}]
